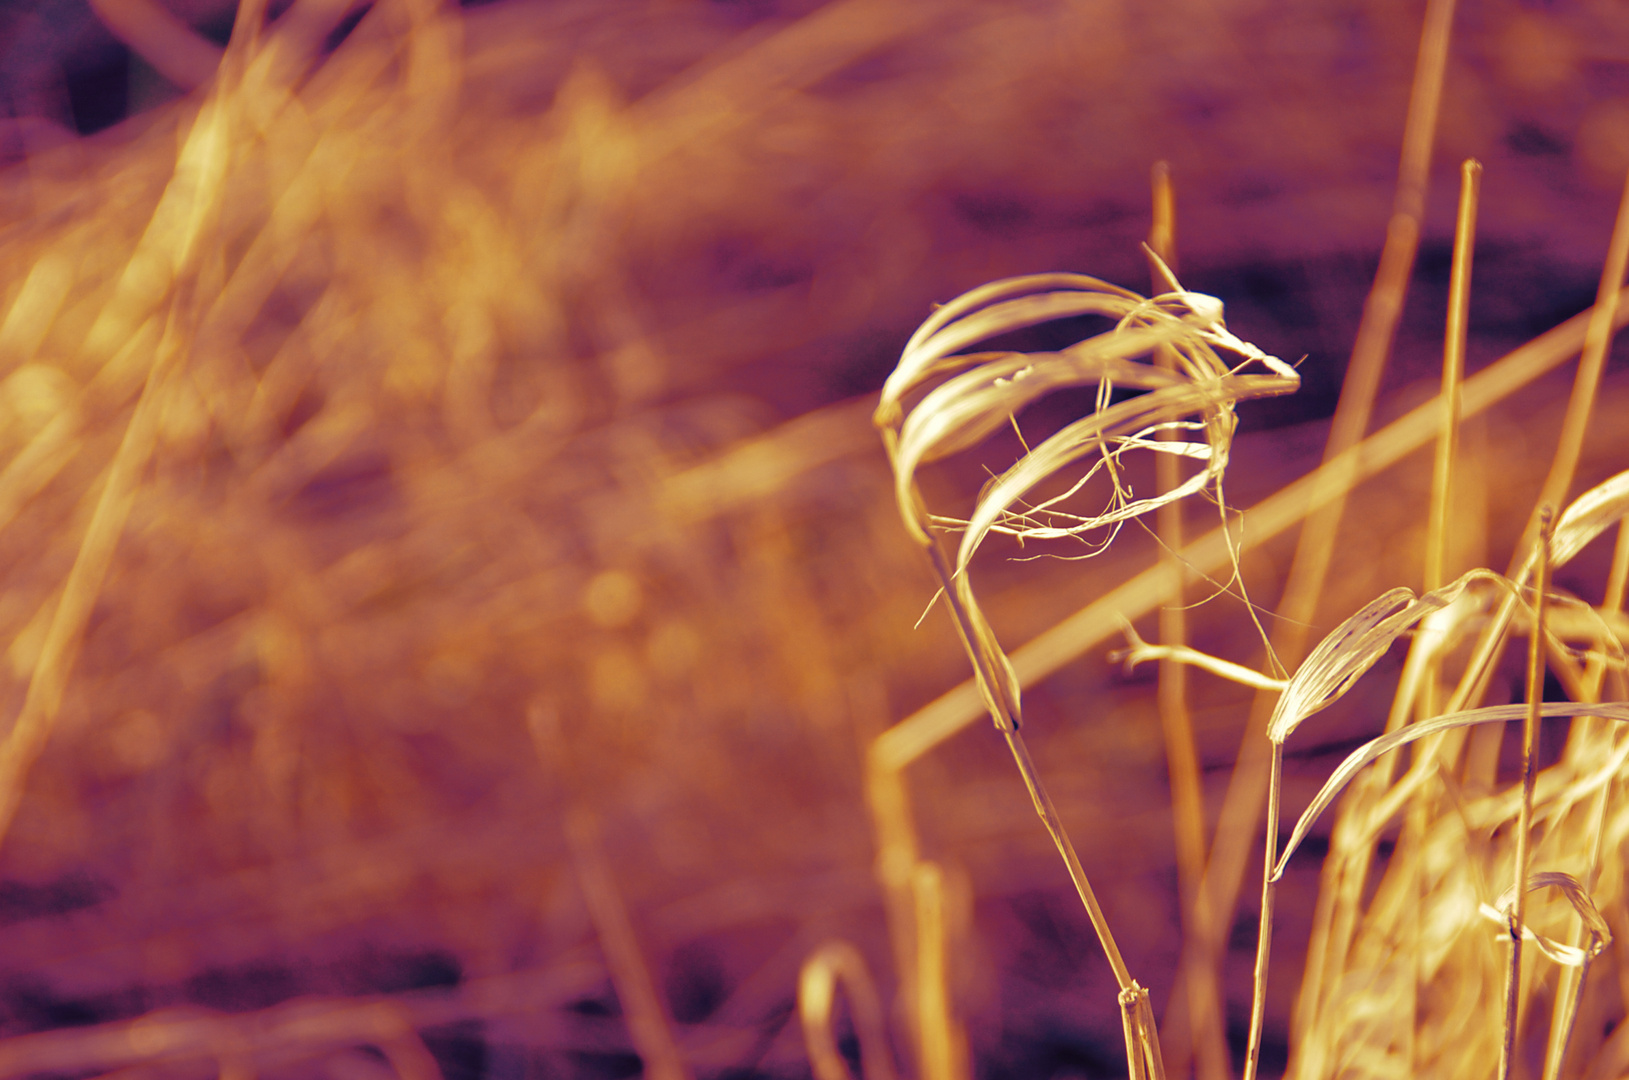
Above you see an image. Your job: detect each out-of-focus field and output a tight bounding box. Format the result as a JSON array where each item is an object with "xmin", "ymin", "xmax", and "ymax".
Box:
[{"xmin": 1, "ymin": 2, "xmax": 1628, "ymax": 1080}]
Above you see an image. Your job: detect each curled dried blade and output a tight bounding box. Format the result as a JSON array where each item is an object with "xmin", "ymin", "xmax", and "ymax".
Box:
[
  {"xmin": 1274, "ymin": 701, "xmax": 1629, "ymax": 880},
  {"xmin": 880, "ymin": 264, "xmax": 1297, "ymax": 741},
  {"xmin": 953, "ymin": 331, "xmax": 1294, "ymax": 568},
  {"xmin": 953, "ymin": 363, "xmax": 1296, "ymax": 573},
  {"xmin": 1268, "ymin": 587, "xmax": 1422, "ymax": 744},
  {"xmin": 1486, "ymin": 871, "xmax": 1613, "ymax": 960},
  {"xmin": 1267, "ymin": 571, "xmax": 1500, "ymax": 744},
  {"xmin": 1543, "ymin": 469, "xmax": 1629, "ymax": 571},
  {"xmin": 901, "ymin": 339, "xmax": 1177, "ymax": 467},
  {"xmin": 889, "ymin": 337, "xmax": 1177, "ymax": 543},
  {"xmin": 1118, "ymin": 287, "xmax": 1299, "ymax": 385},
  {"xmin": 1475, "ymin": 905, "xmax": 1592, "ymax": 967},
  {"xmin": 893, "ymin": 292, "xmax": 1144, "ymax": 397},
  {"xmin": 879, "ymin": 273, "xmax": 1143, "ymax": 426},
  {"xmin": 884, "ymin": 269, "xmax": 1297, "ymax": 552}
]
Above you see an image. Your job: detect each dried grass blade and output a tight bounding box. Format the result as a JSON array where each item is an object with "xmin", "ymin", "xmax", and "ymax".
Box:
[
  {"xmin": 1275, "ymin": 702, "xmax": 1629, "ymax": 881},
  {"xmin": 1148, "ymin": 166, "xmax": 1229, "ymax": 1080},
  {"xmin": 1488, "ymin": 873, "xmax": 1613, "ymax": 960},
  {"xmin": 888, "ymin": 291, "xmax": 1147, "ymax": 402},
  {"xmin": 1544, "ymin": 470, "xmax": 1629, "ymax": 571},
  {"xmin": 893, "ymin": 337, "xmax": 1176, "ymax": 499},
  {"xmin": 565, "ymin": 808, "xmax": 692, "ymax": 1080},
  {"xmin": 1110, "ymin": 624, "xmax": 1287, "ymax": 692},
  {"xmin": 1268, "ymin": 572, "xmax": 1493, "ymax": 745}
]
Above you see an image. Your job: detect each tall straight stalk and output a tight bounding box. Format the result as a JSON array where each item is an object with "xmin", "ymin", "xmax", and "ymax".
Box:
[
  {"xmin": 1192, "ymin": 0, "xmax": 1461, "ymax": 1046},
  {"xmin": 1542, "ymin": 518, "xmax": 1629, "ymax": 1080},
  {"xmin": 1148, "ymin": 162, "xmax": 1227, "ymax": 1080},
  {"xmin": 1401, "ymin": 159, "xmax": 1479, "ymax": 1077},
  {"xmin": 1518, "ymin": 165, "xmax": 1629, "ymax": 561},
  {"xmin": 1443, "ymin": 160, "xmax": 1629, "ymax": 740},
  {"xmin": 566, "ymin": 808, "xmax": 693, "ymax": 1080},
  {"xmin": 1424, "ymin": 159, "xmax": 1479, "ymax": 598},
  {"xmin": 1500, "ymin": 508, "xmax": 1553, "ymax": 1080}
]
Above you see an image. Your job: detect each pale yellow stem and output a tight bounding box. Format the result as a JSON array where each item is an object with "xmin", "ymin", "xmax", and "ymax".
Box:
[
  {"xmin": 1425, "ymin": 158, "xmax": 1480, "ymax": 597},
  {"xmin": 1502, "ymin": 509, "xmax": 1553, "ymax": 1080},
  {"xmin": 1519, "ymin": 164, "xmax": 1629, "ymax": 563},
  {"xmin": 1149, "ymin": 158, "xmax": 1227, "ymax": 1080}
]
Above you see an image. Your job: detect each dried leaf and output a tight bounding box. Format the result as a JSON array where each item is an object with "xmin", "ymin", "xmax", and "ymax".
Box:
[{"xmin": 1275, "ymin": 701, "xmax": 1629, "ymax": 881}]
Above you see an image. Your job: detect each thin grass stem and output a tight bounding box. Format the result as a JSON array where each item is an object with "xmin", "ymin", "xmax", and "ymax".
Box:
[
  {"xmin": 1425, "ymin": 157, "xmax": 1479, "ymax": 597},
  {"xmin": 1149, "ymin": 161, "xmax": 1177, "ymax": 274},
  {"xmin": 1149, "ymin": 161, "xmax": 1228, "ymax": 1080},
  {"xmin": 912, "ymin": 863, "xmax": 963, "ymax": 1080},
  {"xmin": 1121, "ymin": 992, "xmax": 1149, "ymax": 1080},
  {"xmin": 862, "ymin": 748, "xmax": 922, "ymax": 1061},
  {"xmin": 1543, "ymin": 536, "xmax": 1627, "ymax": 1080},
  {"xmin": 1519, "ymin": 164, "xmax": 1629, "ymax": 562},
  {"xmin": 915, "ymin": 539, "xmax": 1142, "ymax": 1052},
  {"xmin": 1392, "ymin": 158, "xmax": 1479, "ymax": 1079},
  {"xmin": 997, "ymin": 725, "xmax": 1134, "ymax": 991},
  {"xmin": 1605, "ymin": 517, "xmax": 1629, "ymax": 616},
  {"xmin": 1242, "ymin": 742, "xmax": 1283, "ymax": 1080},
  {"xmin": 1502, "ymin": 508, "xmax": 1554, "ymax": 1080},
  {"xmin": 0, "ymin": 64, "xmax": 242, "ymax": 859},
  {"xmin": 1447, "ymin": 162, "xmax": 1629, "ymax": 792}
]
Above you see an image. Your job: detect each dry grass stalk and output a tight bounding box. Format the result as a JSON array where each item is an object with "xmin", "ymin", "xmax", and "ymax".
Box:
[
  {"xmin": 863, "ymin": 120, "xmax": 1629, "ymax": 1080},
  {"xmin": 909, "ymin": 862, "xmax": 965, "ymax": 1080},
  {"xmin": 860, "ymin": 255, "xmax": 1622, "ymax": 1080},
  {"xmin": 1147, "ymin": 161, "xmax": 1230, "ymax": 1080},
  {"xmin": 874, "ymin": 263, "xmax": 1298, "ymax": 1079},
  {"xmin": 1520, "ymin": 165, "xmax": 1629, "ymax": 563},
  {"xmin": 1503, "ymin": 509, "xmax": 1555, "ymax": 1080},
  {"xmin": 0, "ymin": 0, "xmax": 273, "ymax": 858},
  {"xmin": 1424, "ymin": 158, "xmax": 1479, "ymax": 600}
]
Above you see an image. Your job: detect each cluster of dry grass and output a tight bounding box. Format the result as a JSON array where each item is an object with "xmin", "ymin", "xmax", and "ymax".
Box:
[
  {"xmin": 2, "ymin": 2, "xmax": 1629, "ymax": 1080},
  {"xmin": 801, "ymin": 2, "xmax": 1629, "ymax": 1079}
]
